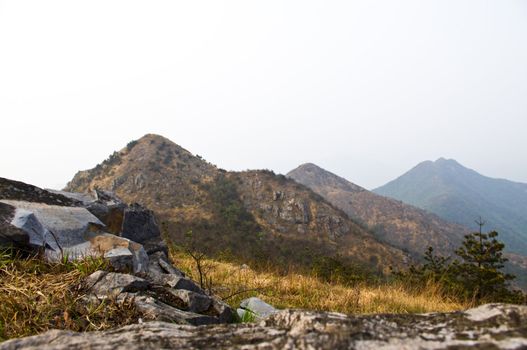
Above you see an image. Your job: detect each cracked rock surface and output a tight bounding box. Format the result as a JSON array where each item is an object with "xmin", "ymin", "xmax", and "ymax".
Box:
[{"xmin": 1, "ymin": 304, "xmax": 526, "ymax": 350}]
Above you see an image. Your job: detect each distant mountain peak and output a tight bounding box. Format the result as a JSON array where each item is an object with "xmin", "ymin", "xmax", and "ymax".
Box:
[
  {"xmin": 134, "ymin": 133, "xmax": 173, "ymax": 145},
  {"xmin": 374, "ymin": 159, "xmax": 527, "ymax": 257},
  {"xmin": 292, "ymin": 163, "xmax": 327, "ymax": 173},
  {"xmin": 434, "ymin": 158, "xmax": 463, "ymax": 167},
  {"xmin": 129, "ymin": 134, "xmax": 196, "ymax": 159}
]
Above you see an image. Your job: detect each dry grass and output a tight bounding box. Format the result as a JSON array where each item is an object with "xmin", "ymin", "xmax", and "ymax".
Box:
[
  {"xmin": 0, "ymin": 251, "xmax": 140, "ymax": 341},
  {"xmin": 171, "ymin": 252, "xmax": 472, "ymax": 315}
]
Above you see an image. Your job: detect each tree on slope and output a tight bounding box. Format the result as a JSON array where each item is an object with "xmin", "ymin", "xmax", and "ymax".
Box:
[{"xmin": 452, "ymin": 218, "xmax": 519, "ymax": 302}]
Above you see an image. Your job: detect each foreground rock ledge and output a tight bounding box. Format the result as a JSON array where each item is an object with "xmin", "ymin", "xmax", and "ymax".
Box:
[{"xmin": 2, "ymin": 304, "xmax": 526, "ymax": 350}]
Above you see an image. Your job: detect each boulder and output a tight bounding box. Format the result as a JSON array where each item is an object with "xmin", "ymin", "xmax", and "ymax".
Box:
[
  {"xmin": 80, "ymin": 191, "xmax": 167, "ymax": 255},
  {"xmin": 121, "ymin": 204, "xmax": 160, "ymax": 243},
  {"xmin": 2, "ymin": 304, "xmax": 526, "ymax": 349},
  {"xmin": 0, "ymin": 200, "xmax": 148, "ymax": 273}
]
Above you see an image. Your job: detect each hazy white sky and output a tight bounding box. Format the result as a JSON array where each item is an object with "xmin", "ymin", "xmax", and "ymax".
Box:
[{"xmin": 1, "ymin": 0, "xmax": 526, "ymax": 190}]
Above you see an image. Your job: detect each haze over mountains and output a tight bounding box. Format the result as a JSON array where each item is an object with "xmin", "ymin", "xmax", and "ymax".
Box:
[
  {"xmin": 374, "ymin": 158, "xmax": 527, "ymax": 256},
  {"xmin": 65, "ymin": 134, "xmax": 407, "ymax": 274}
]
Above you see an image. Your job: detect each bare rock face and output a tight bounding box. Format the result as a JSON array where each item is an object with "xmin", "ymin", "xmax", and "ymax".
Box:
[{"xmin": 1, "ymin": 304, "xmax": 526, "ymax": 350}]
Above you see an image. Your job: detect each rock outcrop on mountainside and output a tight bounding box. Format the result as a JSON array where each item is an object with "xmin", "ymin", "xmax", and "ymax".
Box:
[
  {"xmin": 0, "ymin": 177, "xmax": 235, "ymax": 326},
  {"xmin": 2, "ymin": 303, "xmax": 527, "ymax": 350},
  {"xmin": 287, "ymin": 163, "xmax": 469, "ymax": 259},
  {"xmin": 65, "ymin": 134, "xmax": 408, "ymax": 273}
]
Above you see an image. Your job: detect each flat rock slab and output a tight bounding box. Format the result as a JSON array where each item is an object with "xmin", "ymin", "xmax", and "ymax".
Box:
[{"xmin": 1, "ymin": 304, "xmax": 526, "ymax": 349}]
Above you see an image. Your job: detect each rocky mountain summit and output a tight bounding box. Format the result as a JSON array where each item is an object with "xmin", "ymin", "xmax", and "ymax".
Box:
[
  {"xmin": 2, "ymin": 304, "xmax": 526, "ymax": 349},
  {"xmin": 64, "ymin": 134, "xmax": 408, "ymax": 273},
  {"xmin": 0, "ymin": 177, "xmax": 234, "ymax": 326}
]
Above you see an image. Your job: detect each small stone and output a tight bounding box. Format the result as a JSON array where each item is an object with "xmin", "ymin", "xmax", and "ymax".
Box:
[{"xmin": 240, "ymin": 297, "xmax": 277, "ymax": 320}]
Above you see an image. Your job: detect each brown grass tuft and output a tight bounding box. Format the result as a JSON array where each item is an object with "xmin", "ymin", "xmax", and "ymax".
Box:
[{"xmin": 0, "ymin": 251, "xmax": 140, "ymax": 341}]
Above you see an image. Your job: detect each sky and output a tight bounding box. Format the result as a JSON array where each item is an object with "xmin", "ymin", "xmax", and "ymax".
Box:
[{"xmin": 1, "ymin": 0, "xmax": 526, "ymax": 190}]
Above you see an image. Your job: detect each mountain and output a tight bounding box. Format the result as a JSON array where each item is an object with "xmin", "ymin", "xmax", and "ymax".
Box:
[
  {"xmin": 374, "ymin": 158, "xmax": 527, "ymax": 256},
  {"xmin": 65, "ymin": 134, "xmax": 408, "ymax": 273},
  {"xmin": 287, "ymin": 163, "xmax": 469, "ymax": 259}
]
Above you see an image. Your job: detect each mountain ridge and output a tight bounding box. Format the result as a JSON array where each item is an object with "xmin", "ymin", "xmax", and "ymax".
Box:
[
  {"xmin": 65, "ymin": 134, "xmax": 409, "ymax": 274},
  {"xmin": 287, "ymin": 163, "xmax": 469, "ymax": 259}
]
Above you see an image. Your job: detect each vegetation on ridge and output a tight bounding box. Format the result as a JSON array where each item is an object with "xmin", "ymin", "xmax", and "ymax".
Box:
[
  {"xmin": 395, "ymin": 226, "xmax": 525, "ymax": 304},
  {"xmin": 65, "ymin": 134, "xmax": 408, "ymax": 276}
]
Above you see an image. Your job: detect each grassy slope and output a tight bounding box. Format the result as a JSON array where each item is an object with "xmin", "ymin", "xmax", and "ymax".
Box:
[{"xmin": 171, "ymin": 251, "xmax": 471, "ymax": 315}]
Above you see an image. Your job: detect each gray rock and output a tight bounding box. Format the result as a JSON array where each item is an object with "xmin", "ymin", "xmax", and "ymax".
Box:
[
  {"xmin": 85, "ymin": 271, "xmax": 150, "ymax": 297},
  {"xmin": 240, "ymin": 297, "xmax": 277, "ymax": 320},
  {"xmin": 85, "ymin": 202, "xmax": 127, "ymax": 236},
  {"xmin": 156, "ymin": 275, "xmax": 204, "ymax": 294},
  {"xmin": 83, "ymin": 194, "xmax": 167, "ymax": 255},
  {"xmin": 46, "ymin": 190, "xmax": 96, "ymax": 206},
  {"xmin": 121, "ymin": 204, "xmax": 161, "ymax": 245},
  {"xmin": 146, "ymin": 251, "xmax": 185, "ymax": 287},
  {"xmin": 2, "ymin": 304, "xmax": 526, "ymax": 350},
  {"xmin": 0, "ymin": 200, "xmax": 148, "ymax": 273},
  {"xmin": 169, "ymin": 289, "xmax": 212, "ymax": 313},
  {"xmin": 158, "ymin": 256, "xmax": 183, "ymax": 276},
  {"xmin": 0, "ymin": 202, "xmax": 29, "ymax": 248},
  {"xmin": 127, "ymin": 294, "xmax": 220, "ymax": 326},
  {"xmin": 0, "ymin": 177, "xmax": 80, "ymax": 207},
  {"xmin": 211, "ymin": 297, "xmax": 236, "ymax": 324},
  {"xmin": 93, "ymin": 189, "xmax": 124, "ymax": 205}
]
